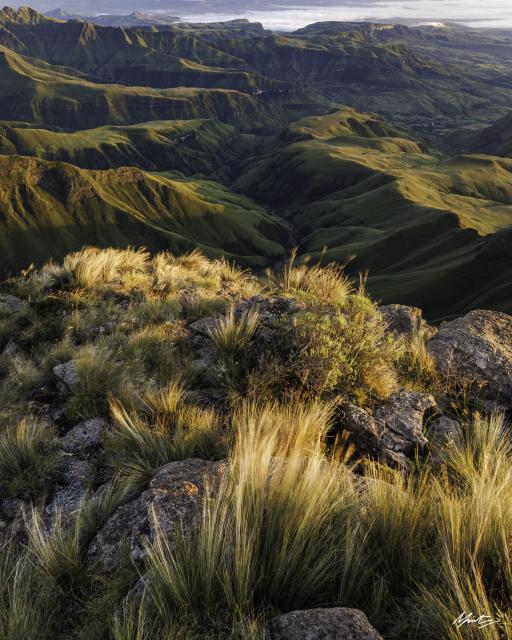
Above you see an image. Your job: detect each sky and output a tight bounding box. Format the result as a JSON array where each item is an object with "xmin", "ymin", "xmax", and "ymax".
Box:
[{"xmin": 173, "ymin": 0, "xmax": 512, "ymax": 30}]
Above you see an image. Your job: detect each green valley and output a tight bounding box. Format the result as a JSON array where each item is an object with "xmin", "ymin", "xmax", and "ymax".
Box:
[{"xmin": 0, "ymin": 7, "xmax": 512, "ymax": 318}]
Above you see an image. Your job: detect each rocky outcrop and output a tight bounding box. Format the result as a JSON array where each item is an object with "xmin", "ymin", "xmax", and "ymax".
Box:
[
  {"xmin": 428, "ymin": 310, "xmax": 512, "ymax": 409},
  {"xmin": 379, "ymin": 303, "xmax": 437, "ymax": 339},
  {"xmin": 376, "ymin": 389, "xmax": 436, "ymax": 456},
  {"xmin": 0, "ymin": 293, "xmax": 26, "ymax": 315},
  {"xmin": 87, "ymin": 458, "xmax": 226, "ymax": 571},
  {"xmin": 267, "ymin": 607, "xmax": 383, "ymax": 639}
]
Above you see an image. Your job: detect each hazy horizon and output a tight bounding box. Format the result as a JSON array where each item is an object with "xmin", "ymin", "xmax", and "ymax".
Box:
[{"xmin": 24, "ymin": 0, "xmax": 512, "ymax": 30}]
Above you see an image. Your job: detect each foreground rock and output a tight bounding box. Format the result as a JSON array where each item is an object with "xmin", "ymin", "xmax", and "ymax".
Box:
[
  {"xmin": 379, "ymin": 303, "xmax": 437, "ymax": 339},
  {"xmin": 60, "ymin": 418, "xmax": 108, "ymax": 458},
  {"xmin": 428, "ymin": 310, "xmax": 512, "ymax": 409},
  {"xmin": 376, "ymin": 389, "xmax": 436, "ymax": 456},
  {"xmin": 267, "ymin": 607, "xmax": 383, "ymax": 640},
  {"xmin": 339, "ymin": 404, "xmax": 385, "ymax": 459},
  {"xmin": 87, "ymin": 458, "xmax": 226, "ymax": 571},
  {"xmin": 46, "ymin": 456, "xmax": 95, "ymax": 518},
  {"xmin": 379, "ymin": 304, "xmax": 423, "ymax": 336},
  {"xmin": 53, "ymin": 359, "xmax": 79, "ymax": 391}
]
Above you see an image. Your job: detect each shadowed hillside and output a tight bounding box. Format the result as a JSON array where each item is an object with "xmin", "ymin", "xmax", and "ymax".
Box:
[{"xmin": 0, "ymin": 155, "xmax": 288, "ymax": 273}]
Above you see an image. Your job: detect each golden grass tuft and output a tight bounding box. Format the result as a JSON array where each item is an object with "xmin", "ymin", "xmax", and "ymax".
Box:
[{"xmin": 271, "ymin": 248, "xmax": 352, "ymax": 307}]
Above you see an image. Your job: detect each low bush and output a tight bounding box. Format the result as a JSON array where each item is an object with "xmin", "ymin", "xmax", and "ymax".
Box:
[{"xmin": 251, "ymin": 301, "xmax": 399, "ymax": 405}]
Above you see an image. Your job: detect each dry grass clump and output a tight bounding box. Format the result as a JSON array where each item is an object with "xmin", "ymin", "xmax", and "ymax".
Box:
[
  {"xmin": 25, "ymin": 245, "xmax": 259, "ymax": 299},
  {"xmin": 33, "ymin": 247, "xmax": 150, "ymax": 291},
  {"xmin": 107, "ymin": 381, "xmax": 225, "ymax": 487},
  {"xmin": 0, "ymin": 418, "xmax": 60, "ymax": 498},
  {"xmin": 152, "ymin": 250, "xmax": 260, "ymax": 299},
  {"xmin": 208, "ymin": 306, "xmax": 260, "ymax": 390},
  {"xmin": 0, "ymin": 549, "xmax": 56, "ymax": 639},
  {"xmin": 64, "ymin": 344, "xmax": 134, "ymax": 420},
  {"xmin": 144, "ymin": 397, "xmax": 356, "ymax": 634},
  {"xmin": 270, "ymin": 248, "xmax": 352, "ymax": 307}
]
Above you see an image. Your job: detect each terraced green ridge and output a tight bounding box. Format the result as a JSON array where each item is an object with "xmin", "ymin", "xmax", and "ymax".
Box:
[
  {"xmin": 0, "ymin": 155, "xmax": 288, "ymax": 274},
  {"xmin": 0, "ymin": 44, "xmax": 288, "ymax": 131}
]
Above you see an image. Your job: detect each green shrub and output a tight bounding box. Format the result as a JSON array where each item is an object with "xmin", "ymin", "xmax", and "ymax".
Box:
[{"xmin": 256, "ymin": 303, "xmax": 399, "ymax": 404}]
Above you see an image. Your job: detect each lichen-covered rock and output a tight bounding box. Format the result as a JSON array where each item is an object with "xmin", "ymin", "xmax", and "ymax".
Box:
[
  {"xmin": 60, "ymin": 418, "xmax": 107, "ymax": 458},
  {"xmin": 2, "ymin": 339, "xmax": 19, "ymax": 356},
  {"xmin": 427, "ymin": 310, "xmax": 512, "ymax": 409},
  {"xmin": 428, "ymin": 415, "xmax": 461, "ymax": 449},
  {"xmin": 267, "ymin": 607, "xmax": 383, "ymax": 640},
  {"xmin": 87, "ymin": 458, "xmax": 226, "ymax": 572},
  {"xmin": 46, "ymin": 456, "xmax": 95, "ymax": 518},
  {"xmin": 379, "ymin": 304, "xmax": 423, "ymax": 336},
  {"xmin": 0, "ymin": 294, "xmax": 26, "ymax": 316},
  {"xmin": 53, "ymin": 360, "xmax": 79, "ymax": 390},
  {"xmin": 379, "ymin": 303, "xmax": 437, "ymax": 339},
  {"xmin": 189, "ymin": 315, "xmax": 220, "ymax": 338},
  {"xmin": 375, "ymin": 389, "xmax": 437, "ymax": 456},
  {"xmin": 339, "ymin": 403, "xmax": 385, "ymax": 458},
  {"xmin": 0, "ymin": 497, "xmax": 25, "ymax": 546},
  {"xmin": 236, "ymin": 295, "xmax": 305, "ymax": 321}
]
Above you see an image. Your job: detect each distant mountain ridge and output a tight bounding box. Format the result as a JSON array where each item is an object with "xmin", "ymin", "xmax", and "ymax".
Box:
[{"xmin": 43, "ymin": 7, "xmax": 180, "ymax": 27}]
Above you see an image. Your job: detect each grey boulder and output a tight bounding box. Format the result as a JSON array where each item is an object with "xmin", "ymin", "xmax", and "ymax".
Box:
[
  {"xmin": 375, "ymin": 389, "xmax": 436, "ymax": 456},
  {"xmin": 267, "ymin": 607, "xmax": 383, "ymax": 640},
  {"xmin": 0, "ymin": 294, "xmax": 27, "ymax": 316},
  {"xmin": 87, "ymin": 458, "xmax": 226, "ymax": 571},
  {"xmin": 428, "ymin": 310, "xmax": 512, "ymax": 409},
  {"xmin": 53, "ymin": 360, "xmax": 79, "ymax": 391}
]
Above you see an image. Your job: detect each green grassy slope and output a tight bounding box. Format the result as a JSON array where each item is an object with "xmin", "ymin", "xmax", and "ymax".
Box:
[
  {"xmin": 0, "ymin": 119, "xmax": 253, "ymax": 177},
  {"xmin": 235, "ymin": 109, "xmax": 512, "ymax": 318},
  {"xmin": 0, "ymin": 155, "xmax": 288, "ymax": 274}
]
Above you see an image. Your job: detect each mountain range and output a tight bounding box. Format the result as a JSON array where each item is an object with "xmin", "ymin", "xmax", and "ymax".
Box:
[{"xmin": 1, "ymin": 6, "xmax": 512, "ymax": 318}]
